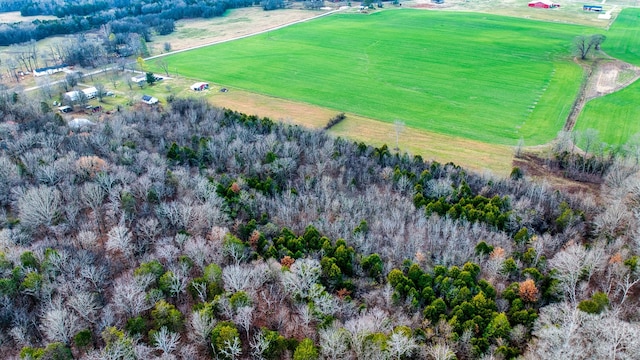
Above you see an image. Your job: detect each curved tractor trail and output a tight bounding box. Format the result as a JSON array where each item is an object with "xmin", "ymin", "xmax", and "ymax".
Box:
[{"xmin": 564, "ymin": 58, "xmax": 640, "ymax": 132}]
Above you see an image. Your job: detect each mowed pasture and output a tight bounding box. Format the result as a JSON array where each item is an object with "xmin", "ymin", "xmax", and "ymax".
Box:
[
  {"xmin": 603, "ymin": 8, "xmax": 640, "ymax": 67},
  {"xmin": 573, "ymin": 8, "xmax": 640, "ymax": 147},
  {"xmin": 156, "ymin": 10, "xmax": 595, "ymax": 146},
  {"xmin": 575, "ymin": 79, "xmax": 640, "ymax": 146}
]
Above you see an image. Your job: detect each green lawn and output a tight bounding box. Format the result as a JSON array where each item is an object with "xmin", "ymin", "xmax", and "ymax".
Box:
[
  {"xmin": 575, "ymin": 78, "xmax": 640, "ymax": 146},
  {"xmin": 603, "ymin": 8, "xmax": 640, "ymax": 66},
  {"xmin": 156, "ymin": 10, "xmax": 595, "ymax": 145}
]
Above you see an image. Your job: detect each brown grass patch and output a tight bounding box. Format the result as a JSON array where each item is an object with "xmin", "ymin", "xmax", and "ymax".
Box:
[
  {"xmin": 208, "ymin": 87, "xmax": 334, "ymax": 129},
  {"xmin": 0, "ymin": 11, "xmax": 57, "ymax": 23},
  {"xmin": 149, "ymin": 7, "xmax": 329, "ymax": 55},
  {"xmin": 194, "ymin": 82, "xmax": 514, "ymax": 175},
  {"xmin": 331, "ymin": 115, "xmax": 514, "ymax": 176}
]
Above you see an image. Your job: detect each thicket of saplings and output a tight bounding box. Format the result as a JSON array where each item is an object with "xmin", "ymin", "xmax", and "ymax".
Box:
[{"xmin": 0, "ymin": 92, "xmax": 639, "ymax": 359}]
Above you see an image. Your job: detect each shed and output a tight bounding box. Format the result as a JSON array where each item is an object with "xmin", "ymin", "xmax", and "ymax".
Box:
[
  {"xmin": 583, "ymin": 4, "xmax": 602, "ymax": 11},
  {"xmin": 141, "ymin": 95, "xmax": 159, "ymax": 105},
  {"xmin": 131, "ymin": 75, "xmax": 147, "ymax": 85},
  {"xmin": 528, "ymin": 0, "xmax": 560, "ymax": 8},
  {"xmin": 191, "ymin": 82, "xmax": 209, "ymax": 91}
]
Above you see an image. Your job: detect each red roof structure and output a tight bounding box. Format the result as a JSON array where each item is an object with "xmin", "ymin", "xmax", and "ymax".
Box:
[{"xmin": 528, "ymin": 0, "xmax": 560, "ymax": 8}]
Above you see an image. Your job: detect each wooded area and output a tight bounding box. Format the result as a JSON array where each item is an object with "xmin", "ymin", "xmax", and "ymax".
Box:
[
  {"xmin": 0, "ymin": 92, "xmax": 638, "ymax": 359},
  {"xmin": 0, "ymin": 0, "xmax": 280, "ymax": 46}
]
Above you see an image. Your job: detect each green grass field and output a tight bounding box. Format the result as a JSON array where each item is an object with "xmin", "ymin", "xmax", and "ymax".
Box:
[
  {"xmin": 156, "ymin": 10, "xmax": 597, "ymax": 145},
  {"xmin": 575, "ymin": 78, "xmax": 640, "ymax": 146},
  {"xmin": 604, "ymin": 8, "xmax": 640, "ymax": 66},
  {"xmin": 572, "ymin": 8, "xmax": 640, "ymax": 147}
]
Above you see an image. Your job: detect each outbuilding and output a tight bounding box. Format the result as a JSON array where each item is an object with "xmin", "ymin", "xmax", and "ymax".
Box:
[
  {"xmin": 528, "ymin": 0, "xmax": 560, "ymax": 8},
  {"xmin": 583, "ymin": 4, "xmax": 602, "ymax": 11},
  {"xmin": 58, "ymin": 106, "xmax": 73, "ymax": 113},
  {"xmin": 141, "ymin": 95, "xmax": 159, "ymax": 105},
  {"xmin": 191, "ymin": 82, "xmax": 209, "ymax": 91}
]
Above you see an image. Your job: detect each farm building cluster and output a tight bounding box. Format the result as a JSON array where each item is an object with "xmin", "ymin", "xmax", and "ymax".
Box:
[{"xmin": 528, "ymin": 0, "xmax": 560, "ymax": 8}]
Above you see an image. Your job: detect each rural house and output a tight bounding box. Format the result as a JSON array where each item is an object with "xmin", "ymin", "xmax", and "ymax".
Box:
[
  {"xmin": 33, "ymin": 64, "xmax": 68, "ymax": 77},
  {"xmin": 528, "ymin": 0, "xmax": 560, "ymax": 8},
  {"xmin": 64, "ymin": 87, "xmax": 98, "ymax": 102},
  {"xmin": 131, "ymin": 75, "xmax": 147, "ymax": 86},
  {"xmin": 141, "ymin": 95, "xmax": 159, "ymax": 105}
]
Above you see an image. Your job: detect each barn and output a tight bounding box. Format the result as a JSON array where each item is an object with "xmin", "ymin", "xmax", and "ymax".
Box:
[
  {"xmin": 528, "ymin": 0, "xmax": 560, "ymax": 8},
  {"xmin": 191, "ymin": 82, "xmax": 209, "ymax": 91}
]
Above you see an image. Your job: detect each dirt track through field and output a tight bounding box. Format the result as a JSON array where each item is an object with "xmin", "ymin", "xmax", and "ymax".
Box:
[{"xmin": 564, "ymin": 57, "xmax": 640, "ymax": 132}]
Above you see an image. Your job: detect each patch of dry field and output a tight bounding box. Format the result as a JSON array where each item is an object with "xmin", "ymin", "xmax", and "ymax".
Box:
[
  {"xmin": 201, "ymin": 83, "xmax": 513, "ymax": 175},
  {"xmin": 0, "ymin": 11, "xmax": 58, "ymax": 23},
  {"xmin": 330, "ymin": 115, "xmax": 514, "ymax": 176},
  {"xmin": 148, "ymin": 7, "xmax": 327, "ymax": 55}
]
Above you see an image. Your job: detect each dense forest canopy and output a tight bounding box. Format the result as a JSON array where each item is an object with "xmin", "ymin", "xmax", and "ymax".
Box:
[{"xmin": 0, "ymin": 91, "xmax": 639, "ymax": 359}]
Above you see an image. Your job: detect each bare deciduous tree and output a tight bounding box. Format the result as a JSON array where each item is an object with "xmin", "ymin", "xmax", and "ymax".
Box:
[
  {"xmin": 319, "ymin": 324, "xmax": 350, "ymax": 360},
  {"xmin": 190, "ymin": 308, "xmax": 216, "ymax": 347},
  {"xmin": 112, "ymin": 274, "xmax": 152, "ymax": 317},
  {"xmin": 106, "ymin": 221, "xmax": 134, "ymax": 258},
  {"xmin": 153, "ymin": 326, "xmax": 181, "ymax": 356},
  {"xmin": 387, "ymin": 331, "xmax": 419, "ymax": 360},
  {"xmin": 41, "ymin": 299, "xmax": 83, "ymax": 344},
  {"xmin": 17, "ymin": 185, "xmax": 62, "ymax": 230}
]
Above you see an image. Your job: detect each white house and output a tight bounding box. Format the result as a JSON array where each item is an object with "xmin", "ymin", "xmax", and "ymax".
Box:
[
  {"xmin": 141, "ymin": 95, "xmax": 159, "ymax": 105},
  {"xmin": 64, "ymin": 90, "xmax": 81, "ymax": 102},
  {"xmin": 33, "ymin": 64, "xmax": 68, "ymax": 77},
  {"xmin": 82, "ymin": 87, "xmax": 97, "ymax": 99},
  {"xmin": 131, "ymin": 75, "xmax": 147, "ymax": 85},
  {"xmin": 64, "ymin": 87, "xmax": 98, "ymax": 102}
]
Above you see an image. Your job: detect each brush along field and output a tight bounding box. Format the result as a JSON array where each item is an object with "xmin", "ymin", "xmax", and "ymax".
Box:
[{"xmin": 156, "ymin": 10, "xmax": 595, "ymax": 146}]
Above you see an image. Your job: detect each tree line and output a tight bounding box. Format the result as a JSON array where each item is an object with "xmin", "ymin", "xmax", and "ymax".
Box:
[{"xmin": 0, "ymin": 0, "xmax": 262, "ymax": 46}]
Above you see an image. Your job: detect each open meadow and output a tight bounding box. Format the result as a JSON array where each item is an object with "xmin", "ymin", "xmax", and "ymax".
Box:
[
  {"xmin": 155, "ymin": 10, "xmax": 596, "ymax": 146},
  {"xmin": 573, "ymin": 8, "xmax": 640, "ymax": 147},
  {"xmin": 602, "ymin": 8, "xmax": 640, "ymax": 66},
  {"xmin": 575, "ymin": 78, "xmax": 640, "ymax": 146}
]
